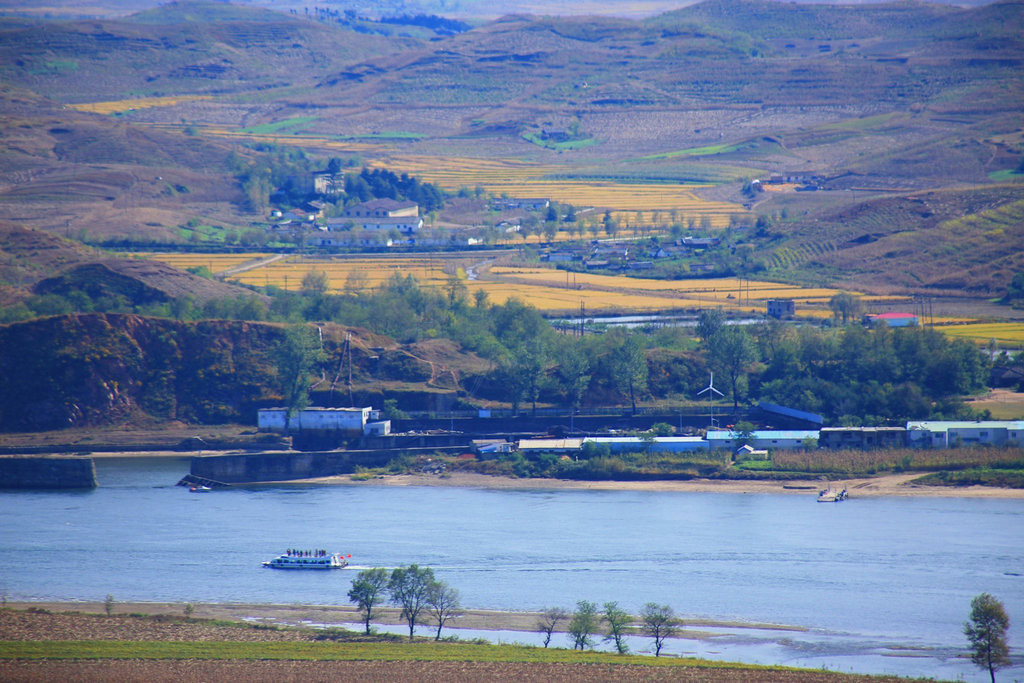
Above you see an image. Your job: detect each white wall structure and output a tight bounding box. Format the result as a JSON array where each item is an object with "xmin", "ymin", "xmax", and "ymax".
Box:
[
  {"xmin": 906, "ymin": 421, "xmax": 1024, "ymax": 448},
  {"xmin": 258, "ymin": 407, "xmax": 372, "ymax": 433},
  {"xmin": 583, "ymin": 436, "xmax": 710, "ymax": 453},
  {"xmin": 705, "ymin": 430, "xmax": 819, "ymax": 450}
]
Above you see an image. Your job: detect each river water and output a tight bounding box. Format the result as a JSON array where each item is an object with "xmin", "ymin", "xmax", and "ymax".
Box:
[{"xmin": 2, "ymin": 457, "xmax": 1022, "ymax": 681}]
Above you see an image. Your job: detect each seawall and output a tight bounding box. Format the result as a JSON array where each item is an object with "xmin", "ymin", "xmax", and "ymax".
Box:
[
  {"xmin": 0, "ymin": 456, "xmax": 97, "ymax": 489},
  {"xmin": 191, "ymin": 447, "xmax": 463, "ymax": 484}
]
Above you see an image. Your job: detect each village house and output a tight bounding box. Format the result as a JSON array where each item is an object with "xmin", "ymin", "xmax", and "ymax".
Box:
[
  {"xmin": 328, "ymin": 198, "xmax": 423, "ymax": 235},
  {"xmin": 863, "ymin": 312, "xmax": 919, "ymax": 328},
  {"xmin": 767, "ymin": 299, "xmax": 795, "ymax": 319},
  {"xmin": 491, "ymin": 197, "xmax": 550, "ymax": 210}
]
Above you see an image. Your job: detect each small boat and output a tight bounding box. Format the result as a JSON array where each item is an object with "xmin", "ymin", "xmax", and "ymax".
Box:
[
  {"xmin": 189, "ymin": 485, "xmax": 212, "ymax": 493},
  {"xmin": 262, "ymin": 549, "xmax": 349, "ymax": 569},
  {"xmin": 817, "ymin": 487, "xmax": 848, "ymax": 502}
]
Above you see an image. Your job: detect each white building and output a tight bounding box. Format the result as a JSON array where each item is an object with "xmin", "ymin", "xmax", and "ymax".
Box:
[
  {"xmin": 258, "ymin": 407, "xmax": 373, "ymax": 433},
  {"xmin": 705, "ymin": 430, "xmax": 819, "ymax": 451},
  {"xmin": 583, "ymin": 436, "xmax": 709, "ymax": 453},
  {"xmin": 905, "ymin": 421, "xmax": 1024, "ymax": 448}
]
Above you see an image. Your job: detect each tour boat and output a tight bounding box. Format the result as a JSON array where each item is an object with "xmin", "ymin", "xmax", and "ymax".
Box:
[{"xmin": 262, "ymin": 550, "xmax": 349, "ymax": 569}]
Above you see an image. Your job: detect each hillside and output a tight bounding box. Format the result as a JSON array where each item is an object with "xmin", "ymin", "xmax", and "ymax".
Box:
[
  {"xmin": 0, "ymin": 313, "xmax": 491, "ymax": 431},
  {"xmin": 0, "ymin": 221, "xmax": 258, "ymax": 310},
  {"xmin": 0, "ymin": 2, "xmax": 417, "ymax": 102},
  {"xmin": 0, "ymin": 0, "xmax": 1020, "ymax": 302}
]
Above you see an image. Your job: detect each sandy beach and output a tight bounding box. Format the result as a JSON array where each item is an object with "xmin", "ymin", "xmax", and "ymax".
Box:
[{"xmin": 306, "ymin": 470, "xmax": 1024, "ymax": 499}]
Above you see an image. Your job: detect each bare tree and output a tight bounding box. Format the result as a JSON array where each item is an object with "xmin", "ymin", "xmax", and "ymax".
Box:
[
  {"xmin": 640, "ymin": 602, "xmax": 679, "ymax": 657},
  {"xmin": 603, "ymin": 601, "xmax": 631, "ymax": 654},
  {"xmin": 965, "ymin": 593, "xmax": 1011, "ymax": 683},
  {"xmin": 348, "ymin": 567, "xmax": 389, "ymax": 635},
  {"xmin": 536, "ymin": 607, "xmax": 569, "ymax": 648},
  {"xmin": 426, "ymin": 580, "xmax": 461, "ymax": 641}
]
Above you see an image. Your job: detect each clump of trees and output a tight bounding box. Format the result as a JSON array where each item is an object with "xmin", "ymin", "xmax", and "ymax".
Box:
[
  {"xmin": 550, "ymin": 600, "xmax": 682, "ymax": 655},
  {"xmin": 349, "ymin": 564, "xmax": 460, "ymax": 640}
]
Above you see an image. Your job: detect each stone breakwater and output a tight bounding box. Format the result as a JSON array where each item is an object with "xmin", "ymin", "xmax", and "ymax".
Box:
[{"xmin": 0, "ymin": 456, "xmax": 97, "ymax": 489}]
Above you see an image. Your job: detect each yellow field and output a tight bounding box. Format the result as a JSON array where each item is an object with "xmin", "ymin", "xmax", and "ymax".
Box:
[
  {"xmin": 222, "ymin": 255, "xmax": 471, "ymax": 290},
  {"xmin": 139, "ymin": 253, "xmax": 277, "ymax": 275},
  {"xmin": 69, "ymin": 95, "xmax": 213, "ymax": 114},
  {"xmin": 488, "ymin": 267, "xmax": 851, "ymax": 306},
  {"xmin": 938, "ymin": 323, "xmax": 1024, "ymax": 346},
  {"xmin": 134, "ymin": 126, "xmax": 744, "ymax": 226}
]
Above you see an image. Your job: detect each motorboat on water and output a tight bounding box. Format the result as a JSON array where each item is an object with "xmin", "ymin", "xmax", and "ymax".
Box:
[
  {"xmin": 262, "ymin": 549, "xmax": 350, "ymax": 569},
  {"xmin": 817, "ymin": 486, "xmax": 848, "ymax": 502}
]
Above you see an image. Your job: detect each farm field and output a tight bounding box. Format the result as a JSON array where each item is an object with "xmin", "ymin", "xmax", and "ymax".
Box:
[
  {"xmin": 68, "ymin": 95, "xmax": 214, "ymax": 114},
  {"xmin": 135, "ymin": 253, "xmax": 280, "ymax": 276},
  {"xmin": 141, "ymin": 252, "xmax": 916, "ymax": 316},
  {"xmin": 139, "ymin": 125, "xmax": 744, "ymax": 226},
  {"xmin": 937, "ymin": 322, "xmax": 1024, "ymax": 348}
]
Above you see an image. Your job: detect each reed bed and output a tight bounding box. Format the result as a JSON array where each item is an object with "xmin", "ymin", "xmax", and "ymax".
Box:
[{"xmin": 771, "ymin": 447, "xmax": 1024, "ymax": 475}]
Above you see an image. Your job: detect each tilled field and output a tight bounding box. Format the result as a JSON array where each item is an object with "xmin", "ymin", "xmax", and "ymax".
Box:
[{"xmin": 0, "ymin": 610, "xmax": 920, "ymax": 683}]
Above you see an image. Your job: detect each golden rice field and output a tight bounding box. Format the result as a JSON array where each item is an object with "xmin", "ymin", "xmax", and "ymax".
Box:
[
  {"xmin": 937, "ymin": 322, "xmax": 1024, "ymax": 346},
  {"xmin": 371, "ymin": 156, "xmax": 744, "ymax": 226},
  {"xmin": 138, "ymin": 253, "xmax": 278, "ymax": 275},
  {"xmin": 69, "ymin": 95, "xmax": 213, "ymax": 114},
  {"xmin": 488, "ymin": 267, "xmax": 852, "ymax": 307},
  {"xmin": 140, "ymin": 252, "xmax": 873, "ymax": 315},
  {"xmin": 221, "ymin": 255, "xmax": 469, "ymax": 291},
  {"xmin": 136, "ymin": 127, "xmax": 743, "ymax": 226}
]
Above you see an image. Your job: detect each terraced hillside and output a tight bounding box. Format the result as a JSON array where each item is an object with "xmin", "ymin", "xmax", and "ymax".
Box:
[{"xmin": 0, "ymin": 0, "xmax": 1020, "ymax": 302}]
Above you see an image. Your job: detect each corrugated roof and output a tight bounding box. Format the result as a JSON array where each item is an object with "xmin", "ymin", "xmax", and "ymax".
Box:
[
  {"xmin": 518, "ymin": 439, "xmax": 583, "ymax": 450},
  {"xmin": 906, "ymin": 420, "xmax": 1024, "ymax": 431},
  {"xmin": 757, "ymin": 402, "xmax": 824, "ymax": 425},
  {"xmin": 706, "ymin": 430, "xmax": 819, "ymax": 440}
]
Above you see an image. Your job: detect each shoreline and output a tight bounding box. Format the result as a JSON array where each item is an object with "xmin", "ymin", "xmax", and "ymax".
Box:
[
  {"xmin": 299, "ymin": 470, "xmax": 1024, "ymax": 499},
  {"xmin": 29, "ymin": 450, "xmax": 1024, "ymax": 498},
  {"xmin": 3, "ymin": 600, "xmax": 806, "ymax": 638}
]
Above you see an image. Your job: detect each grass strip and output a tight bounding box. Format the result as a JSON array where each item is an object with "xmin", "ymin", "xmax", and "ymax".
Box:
[{"xmin": 0, "ymin": 640, "xmax": 795, "ymax": 671}]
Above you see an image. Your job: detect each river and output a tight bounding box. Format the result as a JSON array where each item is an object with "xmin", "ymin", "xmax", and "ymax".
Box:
[{"xmin": 1, "ymin": 457, "xmax": 1022, "ymax": 681}]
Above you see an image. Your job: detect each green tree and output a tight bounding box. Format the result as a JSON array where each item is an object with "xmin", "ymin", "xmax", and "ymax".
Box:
[
  {"xmin": 733, "ymin": 420, "xmax": 756, "ymax": 448},
  {"xmin": 276, "ymin": 325, "xmax": 323, "ymax": 430},
  {"xmin": 964, "ymin": 593, "xmax": 1011, "ymax": 683},
  {"xmin": 829, "ymin": 292, "xmax": 864, "ymax": 325},
  {"xmin": 348, "ymin": 567, "xmax": 390, "ymax": 635},
  {"xmin": 103, "ymin": 594, "xmax": 114, "ymax": 617},
  {"xmin": 709, "ymin": 325, "xmax": 756, "ymax": 414},
  {"xmin": 301, "ymin": 270, "xmax": 329, "ymax": 296},
  {"xmin": 640, "ymin": 602, "xmax": 679, "ymax": 657},
  {"xmin": 389, "ymin": 564, "xmax": 435, "ymax": 640},
  {"xmin": 603, "ymin": 601, "xmax": 631, "ymax": 654},
  {"xmin": 426, "ymin": 580, "xmax": 461, "ymax": 641},
  {"xmin": 568, "ymin": 600, "xmax": 600, "ymax": 650},
  {"xmin": 557, "ymin": 343, "xmax": 591, "ymax": 416},
  {"xmin": 608, "ymin": 330, "xmax": 648, "ymax": 415},
  {"xmin": 536, "ymin": 606, "xmax": 568, "ymax": 648},
  {"xmin": 696, "ymin": 308, "xmax": 725, "ymax": 348}
]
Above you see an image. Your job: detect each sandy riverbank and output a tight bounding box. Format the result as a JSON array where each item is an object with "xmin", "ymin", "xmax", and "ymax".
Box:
[
  {"xmin": 303, "ymin": 470, "xmax": 1024, "ymax": 499},
  {"xmin": 3, "ymin": 601, "xmax": 802, "ymax": 637}
]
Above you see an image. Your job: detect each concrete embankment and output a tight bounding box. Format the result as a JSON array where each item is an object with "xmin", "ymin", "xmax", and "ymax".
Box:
[
  {"xmin": 190, "ymin": 447, "xmax": 464, "ymax": 484},
  {"xmin": 0, "ymin": 456, "xmax": 97, "ymax": 489}
]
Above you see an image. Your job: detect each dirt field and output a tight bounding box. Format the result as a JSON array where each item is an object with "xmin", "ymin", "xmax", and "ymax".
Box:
[{"xmin": 0, "ymin": 610, "xmax": 918, "ymax": 683}]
